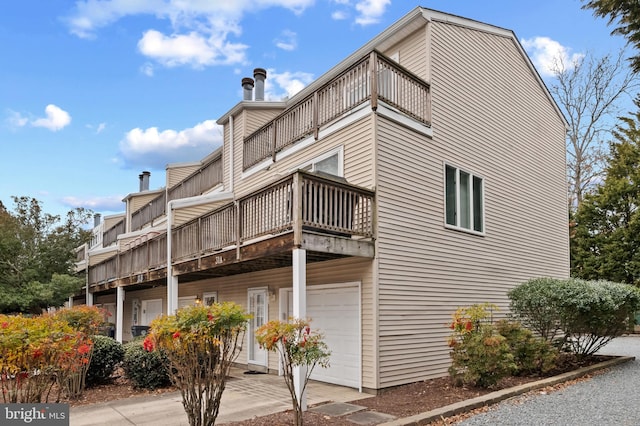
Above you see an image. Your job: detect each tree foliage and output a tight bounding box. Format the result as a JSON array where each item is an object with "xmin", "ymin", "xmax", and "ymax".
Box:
[
  {"xmin": 571, "ymin": 99, "xmax": 640, "ymax": 283},
  {"xmin": 255, "ymin": 318, "xmax": 331, "ymax": 426},
  {"xmin": 0, "ymin": 196, "xmax": 92, "ymax": 313},
  {"xmin": 145, "ymin": 302, "xmax": 250, "ymax": 426},
  {"xmin": 583, "ymin": 0, "xmax": 640, "ymax": 73},
  {"xmin": 549, "ymin": 49, "xmax": 637, "ymax": 210}
]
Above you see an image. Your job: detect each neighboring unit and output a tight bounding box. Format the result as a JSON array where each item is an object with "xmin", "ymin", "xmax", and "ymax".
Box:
[{"xmin": 74, "ymin": 7, "xmax": 569, "ymax": 393}]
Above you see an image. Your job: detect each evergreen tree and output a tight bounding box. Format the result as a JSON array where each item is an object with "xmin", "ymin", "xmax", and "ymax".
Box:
[{"xmin": 572, "ymin": 98, "xmax": 640, "ymax": 284}]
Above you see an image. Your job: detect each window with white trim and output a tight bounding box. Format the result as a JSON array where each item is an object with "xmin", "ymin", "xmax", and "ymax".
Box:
[
  {"xmin": 445, "ymin": 164, "xmax": 484, "ymax": 233},
  {"xmin": 298, "ymin": 147, "xmax": 343, "ymax": 177}
]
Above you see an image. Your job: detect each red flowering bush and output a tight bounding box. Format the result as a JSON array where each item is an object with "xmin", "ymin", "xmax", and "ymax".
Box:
[
  {"xmin": 145, "ymin": 302, "xmax": 250, "ymax": 426},
  {"xmin": 447, "ymin": 304, "xmax": 516, "ymax": 388},
  {"xmin": 53, "ymin": 305, "xmax": 106, "ymax": 398},
  {"xmin": 0, "ymin": 313, "xmax": 91, "ymax": 403},
  {"xmin": 255, "ymin": 318, "xmax": 330, "ymax": 426}
]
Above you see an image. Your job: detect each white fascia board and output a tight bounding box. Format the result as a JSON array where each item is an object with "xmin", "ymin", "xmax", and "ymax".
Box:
[{"xmin": 169, "ymin": 191, "xmax": 234, "ymax": 210}]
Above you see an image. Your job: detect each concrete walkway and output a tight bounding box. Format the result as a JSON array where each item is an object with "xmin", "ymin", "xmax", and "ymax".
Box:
[{"xmin": 70, "ymin": 368, "xmax": 368, "ymax": 425}]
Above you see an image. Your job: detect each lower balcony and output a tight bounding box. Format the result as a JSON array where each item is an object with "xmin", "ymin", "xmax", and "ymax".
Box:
[{"xmin": 87, "ymin": 171, "xmax": 375, "ymax": 293}]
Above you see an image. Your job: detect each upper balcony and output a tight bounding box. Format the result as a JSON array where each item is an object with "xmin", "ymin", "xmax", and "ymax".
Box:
[
  {"xmin": 130, "ymin": 154, "xmax": 224, "ymax": 232},
  {"xmin": 243, "ymin": 50, "xmax": 431, "ymax": 170},
  {"xmin": 87, "ymin": 171, "xmax": 375, "ymax": 292}
]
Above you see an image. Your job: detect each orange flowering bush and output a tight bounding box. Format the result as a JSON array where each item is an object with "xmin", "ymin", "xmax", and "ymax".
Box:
[
  {"xmin": 447, "ymin": 303, "xmax": 516, "ymax": 388},
  {"xmin": 145, "ymin": 302, "xmax": 250, "ymax": 426},
  {"xmin": 255, "ymin": 318, "xmax": 330, "ymax": 426},
  {"xmin": 0, "ymin": 313, "xmax": 88, "ymax": 403},
  {"xmin": 53, "ymin": 305, "xmax": 105, "ymax": 399}
]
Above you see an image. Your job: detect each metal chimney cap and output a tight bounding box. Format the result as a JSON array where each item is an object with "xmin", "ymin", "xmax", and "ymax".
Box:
[
  {"xmin": 253, "ymin": 68, "xmax": 267, "ymax": 79},
  {"xmin": 241, "ymin": 77, "xmax": 255, "ymax": 87}
]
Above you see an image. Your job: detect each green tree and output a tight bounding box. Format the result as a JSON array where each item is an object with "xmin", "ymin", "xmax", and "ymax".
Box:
[
  {"xmin": 0, "ymin": 197, "xmax": 92, "ymax": 313},
  {"xmin": 583, "ymin": 0, "xmax": 640, "ymax": 72},
  {"xmin": 572, "ymin": 98, "xmax": 640, "ymax": 283}
]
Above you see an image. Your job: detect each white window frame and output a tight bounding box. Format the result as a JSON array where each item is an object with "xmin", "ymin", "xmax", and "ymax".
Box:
[
  {"xmin": 444, "ymin": 163, "xmax": 485, "ymax": 235},
  {"xmin": 294, "ymin": 146, "xmax": 344, "ymax": 177}
]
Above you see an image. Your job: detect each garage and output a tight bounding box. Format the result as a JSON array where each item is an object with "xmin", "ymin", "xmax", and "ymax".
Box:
[{"xmin": 281, "ymin": 283, "xmax": 360, "ymax": 389}]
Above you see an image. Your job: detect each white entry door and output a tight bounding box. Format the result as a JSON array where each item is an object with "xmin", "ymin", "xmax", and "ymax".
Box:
[
  {"xmin": 280, "ymin": 283, "xmax": 360, "ymax": 388},
  {"xmin": 141, "ymin": 299, "xmax": 163, "ymax": 325},
  {"xmin": 248, "ymin": 288, "xmax": 268, "ymax": 368}
]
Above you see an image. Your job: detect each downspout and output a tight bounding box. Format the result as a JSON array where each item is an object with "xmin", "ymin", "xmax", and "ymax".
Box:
[
  {"xmin": 229, "ymin": 115, "xmax": 234, "ymax": 192},
  {"xmin": 166, "ymin": 201, "xmax": 175, "ymax": 314},
  {"xmin": 166, "ymin": 191, "xmax": 235, "ymax": 314}
]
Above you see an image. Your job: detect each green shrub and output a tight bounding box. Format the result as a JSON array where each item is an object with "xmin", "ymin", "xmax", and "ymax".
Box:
[
  {"xmin": 495, "ymin": 320, "xmax": 558, "ymax": 375},
  {"xmin": 448, "ymin": 304, "xmax": 516, "ymax": 388},
  {"xmin": 449, "ymin": 325, "xmax": 516, "ymax": 388},
  {"xmin": 509, "ymin": 278, "xmax": 640, "ymax": 356},
  {"xmin": 122, "ymin": 340, "xmax": 171, "ymax": 389},
  {"xmin": 86, "ymin": 335, "xmax": 124, "ymax": 387}
]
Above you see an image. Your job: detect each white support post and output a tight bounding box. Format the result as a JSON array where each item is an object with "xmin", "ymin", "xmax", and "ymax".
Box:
[
  {"xmin": 68, "ymin": 296, "xmax": 74, "ymax": 308},
  {"xmin": 168, "ymin": 276, "xmax": 178, "ymax": 314},
  {"xmin": 116, "ymin": 286, "xmax": 124, "ymax": 343},
  {"xmin": 292, "ymin": 248, "xmax": 307, "ymax": 411},
  {"xmin": 86, "ymin": 290, "xmax": 94, "ymax": 307}
]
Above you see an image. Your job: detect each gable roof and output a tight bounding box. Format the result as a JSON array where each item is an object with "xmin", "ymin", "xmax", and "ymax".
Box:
[{"xmin": 219, "ymin": 7, "xmax": 568, "ymax": 129}]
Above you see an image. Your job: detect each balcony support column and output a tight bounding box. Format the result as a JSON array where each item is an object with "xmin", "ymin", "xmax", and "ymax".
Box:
[
  {"xmin": 292, "ymin": 248, "xmax": 307, "ymax": 411},
  {"xmin": 116, "ymin": 286, "xmax": 125, "ymax": 343},
  {"xmin": 68, "ymin": 296, "xmax": 73, "ymax": 308}
]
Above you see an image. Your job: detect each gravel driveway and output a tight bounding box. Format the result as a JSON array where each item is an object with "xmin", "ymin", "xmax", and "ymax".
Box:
[{"xmin": 456, "ymin": 335, "xmax": 640, "ymax": 426}]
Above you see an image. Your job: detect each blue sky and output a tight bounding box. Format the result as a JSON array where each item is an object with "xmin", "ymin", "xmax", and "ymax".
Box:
[{"xmin": 0, "ymin": 0, "xmax": 631, "ymax": 219}]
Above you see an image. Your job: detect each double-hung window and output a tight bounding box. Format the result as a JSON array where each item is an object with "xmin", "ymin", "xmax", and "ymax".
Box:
[{"xmin": 445, "ymin": 164, "xmax": 484, "ymax": 233}]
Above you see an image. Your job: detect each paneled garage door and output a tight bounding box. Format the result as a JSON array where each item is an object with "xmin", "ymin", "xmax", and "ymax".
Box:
[{"xmin": 281, "ymin": 283, "xmax": 360, "ymax": 388}]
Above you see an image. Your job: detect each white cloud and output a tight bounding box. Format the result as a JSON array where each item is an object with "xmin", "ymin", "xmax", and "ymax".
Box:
[
  {"xmin": 5, "ymin": 110, "xmax": 28, "ymax": 129},
  {"xmin": 331, "ymin": 10, "xmax": 348, "ymax": 20},
  {"xmin": 119, "ymin": 119, "xmax": 222, "ymax": 169},
  {"xmin": 264, "ymin": 69, "xmax": 314, "ymax": 100},
  {"xmin": 65, "ymin": 1, "xmax": 315, "ymax": 68},
  {"xmin": 138, "ymin": 29, "xmax": 248, "ymax": 67},
  {"xmin": 5, "ymin": 106, "xmax": 71, "ymax": 132},
  {"xmin": 354, "ymin": 0, "xmax": 390, "ymax": 26},
  {"xmin": 140, "ymin": 62, "xmax": 154, "ymax": 77},
  {"xmin": 521, "ymin": 36, "xmax": 584, "ymax": 78},
  {"xmin": 275, "ymin": 30, "xmax": 297, "ymax": 51},
  {"xmin": 62, "ymin": 195, "xmax": 125, "ymax": 212},
  {"xmin": 86, "ymin": 122, "xmax": 107, "ymax": 134}
]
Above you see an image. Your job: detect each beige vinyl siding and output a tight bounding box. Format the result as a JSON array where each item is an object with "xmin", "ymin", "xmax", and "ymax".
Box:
[
  {"xmin": 171, "ymin": 257, "xmax": 375, "ymax": 388},
  {"xmin": 374, "ymin": 21, "xmax": 568, "ymax": 388},
  {"xmin": 103, "ymin": 215, "xmax": 124, "ymax": 229},
  {"xmin": 88, "ymin": 249, "xmax": 117, "ymax": 265},
  {"xmin": 129, "ymin": 192, "xmax": 162, "ymax": 212},
  {"xmin": 383, "ymin": 27, "xmax": 428, "ymax": 81},
  {"xmin": 121, "ymin": 286, "xmax": 167, "ymax": 342},
  {"xmin": 167, "ymin": 164, "xmax": 201, "ymax": 189},
  {"xmin": 235, "ymin": 114, "xmax": 376, "ymax": 196}
]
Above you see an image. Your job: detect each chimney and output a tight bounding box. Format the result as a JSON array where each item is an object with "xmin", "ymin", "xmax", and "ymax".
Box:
[
  {"xmin": 242, "ymin": 77, "xmax": 254, "ymax": 101},
  {"xmin": 93, "ymin": 213, "xmax": 101, "ymax": 227},
  {"xmin": 139, "ymin": 171, "xmax": 150, "ymax": 191},
  {"xmin": 253, "ymin": 68, "xmax": 267, "ymax": 101}
]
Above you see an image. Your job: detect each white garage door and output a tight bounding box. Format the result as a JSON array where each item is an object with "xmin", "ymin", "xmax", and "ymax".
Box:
[{"xmin": 282, "ymin": 284, "xmax": 360, "ymax": 388}]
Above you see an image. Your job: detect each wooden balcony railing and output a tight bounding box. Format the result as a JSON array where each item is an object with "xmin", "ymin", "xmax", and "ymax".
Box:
[
  {"xmin": 87, "ymin": 171, "xmax": 374, "ymax": 286},
  {"xmin": 243, "ymin": 50, "xmax": 431, "ymax": 170},
  {"xmin": 131, "ymin": 192, "xmax": 166, "ymax": 231},
  {"xmin": 103, "ymin": 219, "xmax": 126, "ymax": 247},
  {"xmin": 168, "ymin": 154, "xmax": 223, "ymax": 203},
  {"xmin": 172, "ymin": 171, "xmax": 374, "ymax": 261}
]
